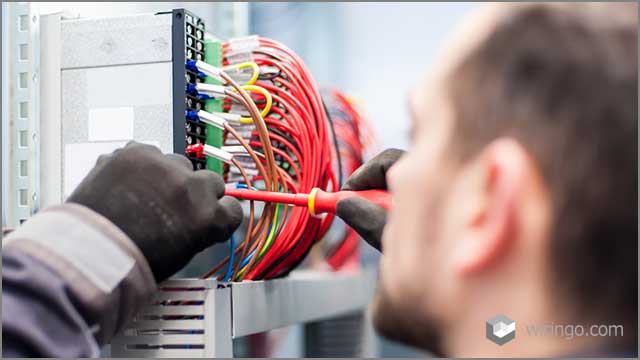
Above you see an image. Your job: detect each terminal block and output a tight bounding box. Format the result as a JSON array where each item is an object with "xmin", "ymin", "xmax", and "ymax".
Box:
[
  {"xmin": 167, "ymin": 9, "xmax": 207, "ymax": 170},
  {"xmin": 204, "ymin": 39, "xmax": 225, "ymax": 175}
]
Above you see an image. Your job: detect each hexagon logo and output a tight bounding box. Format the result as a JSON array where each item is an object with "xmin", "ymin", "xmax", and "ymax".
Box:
[{"xmin": 486, "ymin": 314, "xmax": 516, "ymax": 345}]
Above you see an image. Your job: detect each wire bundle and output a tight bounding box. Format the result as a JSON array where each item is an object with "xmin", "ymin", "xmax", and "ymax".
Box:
[
  {"xmin": 189, "ymin": 36, "xmax": 339, "ymax": 281},
  {"xmin": 322, "ymin": 89, "xmax": 376, "ymax": 270}
]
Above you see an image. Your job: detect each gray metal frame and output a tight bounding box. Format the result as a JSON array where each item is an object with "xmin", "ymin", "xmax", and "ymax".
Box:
[
  {"xmin": 2, "ymin": 2, "xmax": 41, "ymax": 227},
  {"xmin": 111, "ymin": 269, "xmax": 376, "ymax": 357}
]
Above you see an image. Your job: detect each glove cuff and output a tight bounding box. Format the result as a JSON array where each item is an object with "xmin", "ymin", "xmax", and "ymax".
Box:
[{"xmin": 3, "ymin": 203, "xmax": 156, "ymax": 344}]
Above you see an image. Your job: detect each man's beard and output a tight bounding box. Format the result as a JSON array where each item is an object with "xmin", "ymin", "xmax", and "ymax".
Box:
[{"xmin": 370, "ymin": 277, "xmax": 446, "ymax": 356}]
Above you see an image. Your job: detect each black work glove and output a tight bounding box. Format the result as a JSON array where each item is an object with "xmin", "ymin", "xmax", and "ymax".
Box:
[
  {"xmin": 336, "ymin": 148, "xmax": 405, "ymax": 252},
  {"xmin": 67, "ymin": 141, "xmax": 242, "ymax": 282}
]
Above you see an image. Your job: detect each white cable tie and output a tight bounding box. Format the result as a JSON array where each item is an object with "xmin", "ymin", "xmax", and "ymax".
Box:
[
  {"xmin": 224, "ymin": 138, "xmax": 240, "ymax": 146},
  {"xmin": 203, "ymin": 144, "xmax": 233, "ymax": 164},
  {"xmin": 197, "ymin": 110, "xmax": 227, "ymax": 129}
]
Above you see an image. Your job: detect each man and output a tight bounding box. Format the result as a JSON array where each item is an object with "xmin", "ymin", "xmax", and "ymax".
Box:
[
  {"xmin": 337, "ymin": 2, "xmax": 638, "ymax": 357},
  {"xmin": 2, "ymin": 2, "xmax": 637, "ymax": 357}
]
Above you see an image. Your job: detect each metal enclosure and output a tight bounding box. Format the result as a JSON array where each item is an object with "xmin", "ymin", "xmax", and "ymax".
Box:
[
  {"xmin": 56, "ymin": 12, "xmax": 175, "ymax": 201},
  {"xmin": 110, "ymin": 269, "xmax": 376, "ymax": 357}
]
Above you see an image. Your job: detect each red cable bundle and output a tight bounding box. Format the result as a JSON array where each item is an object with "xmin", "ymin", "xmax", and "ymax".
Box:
[
  {"xmin": 322, "ymin": 89, "xmax": 376, "ymax": 270},
  {"xmin": 207, "ymin": 37, "xmax": 338, "ymax": 280}
]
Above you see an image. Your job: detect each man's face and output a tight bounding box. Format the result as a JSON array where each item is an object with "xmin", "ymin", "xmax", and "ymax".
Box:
[
  {"xmin": 370, "ymin": 74, "xmax": 461, "ymax": 352},
  {"xmin": 369, "ymin": 5, "xmax": 507, "ymax": 352}
]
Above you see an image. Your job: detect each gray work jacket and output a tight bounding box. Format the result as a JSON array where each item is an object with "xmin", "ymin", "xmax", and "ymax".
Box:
[{"xmin": 2, "ymin": 203, "xmax": 156, "ymax": 357}]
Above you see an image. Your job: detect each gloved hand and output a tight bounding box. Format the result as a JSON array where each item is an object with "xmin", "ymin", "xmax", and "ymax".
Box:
[
  {"xmin": 336, "ymin": 148, "xmax": 405, "ymax": 252},
  {"xmin": 67, "ymin": 141, "xmax": 243, "ymax": 282}
]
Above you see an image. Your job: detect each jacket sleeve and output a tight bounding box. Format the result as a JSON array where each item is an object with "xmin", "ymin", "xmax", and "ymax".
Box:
[{"xmin": 2, "ymin": 203, "xmax": 157, "ymax": 357}]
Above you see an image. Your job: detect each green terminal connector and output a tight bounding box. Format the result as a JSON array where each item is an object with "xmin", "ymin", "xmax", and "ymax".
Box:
[{"xmin": 204, "ymin": 39, "xmax": 224, "ymax": 174}]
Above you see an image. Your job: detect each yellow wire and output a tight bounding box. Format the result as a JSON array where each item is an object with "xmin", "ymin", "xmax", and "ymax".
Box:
[
  {"xmin": 234, "ymin": 207, "xmax": 280, "ymax": 280},
  {"xmin": 235, "ymin": 84, "xmax": 273, "ymax": 124},
  {"xmin": 223, "ymin": 62, "xmax": 260, "ymax": 85}
]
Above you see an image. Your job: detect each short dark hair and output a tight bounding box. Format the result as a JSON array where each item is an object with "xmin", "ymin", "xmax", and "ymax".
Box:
[{"xmin": 447, "ymin": 3, "xmax": 637, "ymax": 329}]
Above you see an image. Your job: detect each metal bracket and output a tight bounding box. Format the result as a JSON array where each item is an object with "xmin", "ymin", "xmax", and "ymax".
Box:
[{"xmin": 2, "ymin": 2, "xmax": 41, "ymax": 227}]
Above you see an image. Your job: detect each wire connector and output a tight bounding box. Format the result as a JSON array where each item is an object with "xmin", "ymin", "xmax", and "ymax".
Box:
[
  {"xmin": 203, "ymin": 144, "xmax": 234, "ymax": 164},
  {"xmin": 186, "ymin": 60, "xmax": 223, "ymax": 81},
  {"xmin": 212, "ymin": 112, "xmax": 242, "ymax": 124},
  {"xmin": 196, "ymin": 83, "xmax": 227, "ymax": 97},
  {"xmin": 226, "ymin": 35, "xmax": 259, "ymax": 65},
  {"xmin": 198, "ymin": 110, "xmax": 228, "ymax": 129},
  {"xmin": 222, "ymin": 145, "xmax": 249, "ymax": 155}
]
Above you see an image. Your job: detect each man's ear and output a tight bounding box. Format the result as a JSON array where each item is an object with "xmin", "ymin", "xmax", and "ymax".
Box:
[{"xmin": 453, "ymin": 138, "xmax": 528, "ymax": 274}]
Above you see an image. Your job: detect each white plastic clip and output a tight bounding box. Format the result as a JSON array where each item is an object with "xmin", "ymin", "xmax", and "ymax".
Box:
[
  {"xmin": 196, "ymin": 83, "xmax": 227, "ymax": 98},
  {"xmin": 202, "ymin": 144, "xmax": 233, "ymax": 164},
  {"xmin": 193, "ymin": 60, "xmax": 223, "ymax": 80},
  {"xmin": 197, "ymin": 110, "xmax": 227, "ymax": 129},
  {"xmin": 226, "ymin": 35, "xmax": 260, "ymax": 65},
  {"xmin": 212, "ymin": 112, "xmax": 242, "ymax": 124}
]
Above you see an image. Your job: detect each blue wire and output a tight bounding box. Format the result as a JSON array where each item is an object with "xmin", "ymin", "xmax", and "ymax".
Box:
[
  {"xmin": 230, "ymin": 182, "xmax": 276, "ymax": 276},
  {"xmin": 223, "ymin": 234, "xmax": 235, "ymax": 281},
  {"xmin": 239, "ymin": 249, "xmax": 256, "ymax": 269},
  {"xmin": 236, "ymin": 213, "xmax": 278, "ymax": 270},
  {"xmin": 236, "ymin": 183, "xmax": 257, "ymax": 190}
]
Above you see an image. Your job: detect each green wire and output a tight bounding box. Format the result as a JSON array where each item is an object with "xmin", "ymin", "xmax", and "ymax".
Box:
[
  {"xmin": 258, "ymin": 203, "xmax": 281, "ymax": 258},
  {"xmin": 233, "ymin": 203, "xmax": 283, "ymax": 280}
]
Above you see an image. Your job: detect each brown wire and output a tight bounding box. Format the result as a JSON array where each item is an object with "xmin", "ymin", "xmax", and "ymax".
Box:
[{"xmin": 201, "ymin": 73, "xmax": 284, "ymax": 281}]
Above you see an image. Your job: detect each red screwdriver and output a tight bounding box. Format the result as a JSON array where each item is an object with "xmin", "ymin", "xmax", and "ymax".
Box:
[{"xmin": 224, "ymin": 187, "xmax": 391, "ymax": 216}]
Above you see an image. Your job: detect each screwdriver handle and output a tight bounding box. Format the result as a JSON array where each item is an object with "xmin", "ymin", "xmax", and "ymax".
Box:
[
  {"xmin": 223, "ymin": 187, "xmax": 391, "ymax": 215},
  {"xmin": 310, "ymin": 188, "xmax": 391, "ymax": 215}
]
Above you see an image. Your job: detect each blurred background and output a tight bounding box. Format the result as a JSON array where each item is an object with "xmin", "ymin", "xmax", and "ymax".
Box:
[
  {"xmin": 5, "ymin": 2, "xmax": 479, "ymax": 357},
  {"xmin": 32, "ymin": 1, "xmax": 479, "ymax": 157}
]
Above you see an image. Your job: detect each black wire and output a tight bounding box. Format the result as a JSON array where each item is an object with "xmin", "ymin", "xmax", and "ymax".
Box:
[
  {"xmin": 253, "ymin": 49, "xmax": 285, "ymax": 62},
  {"xmin": 323, "ymin": 98, "xmax": 343, "ymax": 189},
  {"xmin": 258, "ymin": 69, "xmax": 282, "ymax": 81}
]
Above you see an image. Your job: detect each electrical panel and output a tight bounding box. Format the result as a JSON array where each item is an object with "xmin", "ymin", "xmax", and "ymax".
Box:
[
  {"xmin": 37, "ymin": 8, "xmax": 373, "ymax": 282},
  {"xmin": 51, "ymin": 9, "xmax": 223, "ymax": 201}
]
